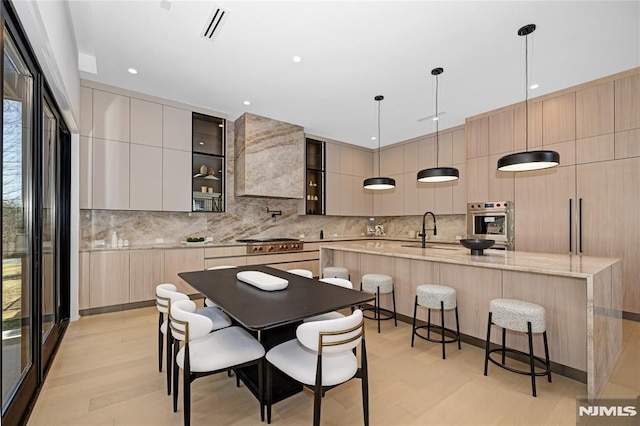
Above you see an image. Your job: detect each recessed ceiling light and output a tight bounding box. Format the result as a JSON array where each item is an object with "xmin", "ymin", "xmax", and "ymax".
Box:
[
  {"xmin": 292, "ymin": 56, "xmax": 302, "ymax": 63},
  {"xmin": 529, "ymin": 83, "xmax": 539, "ymax": 89},
  {"xmin": 128, "ymin": 68, "xmax": 138, "ymax": 75},
  {"xmin": 244, "ymin": 101, "xmax": 251, "ymax": 105},
  {"xmin": 371, "ymin": 137, "xmax": 376, "ymax": 140}
]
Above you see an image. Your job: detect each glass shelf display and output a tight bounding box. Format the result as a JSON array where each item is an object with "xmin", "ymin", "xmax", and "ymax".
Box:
[
  {"xmin": 192, "ymin": 113, "xmax": 225, "ymax": 212},
  {"xmin": 305, "ymin": 138, "xmax": 324, "ymax": 215}
]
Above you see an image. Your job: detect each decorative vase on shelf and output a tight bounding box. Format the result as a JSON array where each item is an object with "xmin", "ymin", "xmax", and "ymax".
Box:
[{"xmin": 199, "ymin": 164, "xmax": 207, "ymax": 174}]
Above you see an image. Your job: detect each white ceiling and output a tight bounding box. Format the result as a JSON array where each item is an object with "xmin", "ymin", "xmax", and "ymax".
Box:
[{"xmin": 68, "ymin": 1, "xmax": 639, "ymax": 148}]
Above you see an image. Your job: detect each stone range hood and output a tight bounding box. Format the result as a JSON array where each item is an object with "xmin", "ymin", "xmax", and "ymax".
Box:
[{"xmin": 234, "ymin": 112, "xmax": 305, "ymax": 199}]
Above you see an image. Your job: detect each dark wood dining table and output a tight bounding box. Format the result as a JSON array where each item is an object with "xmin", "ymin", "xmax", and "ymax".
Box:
[{"xmin": 178, "ymin": 264, "xmax": 374, "ymax": 403}]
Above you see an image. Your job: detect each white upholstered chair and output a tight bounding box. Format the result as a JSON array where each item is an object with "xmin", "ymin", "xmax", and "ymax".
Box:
[
  {"xmin": 286, "ymin": 269, "xmax": 314, "ymax": 278},
  {"xmin": 170, "ymin": 300, "xmax": 266, "ymax": 426},
  {"xmin": 204, "ymin": 265, "xmax": 237, "ymax": 308},
  {"xmin": 156, "ymin": 284, "xmax": 232, "ymax": 395},
  {"xmin": 265, "ymin": 309, "xmax": 368, "ymax": 426},
  {"xmin": 304, "ymin": 278, "xmax": 354, "ymax": 322}
]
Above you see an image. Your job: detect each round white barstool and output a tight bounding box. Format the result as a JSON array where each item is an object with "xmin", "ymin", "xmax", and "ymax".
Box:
[
  {"xmin": 360, "ymin": 274, "xmax": 397, "ymax": 333},
  {"xmin": 410, "ymin": 285, "xmax": 461, "ymax": 359},
  {"xmin": 322, "ymin": 266, "xmax": 349, "ymax": 280},
  {"xmin": 483, "ymin": 298, "xmax": 552, "ymax": 397}
]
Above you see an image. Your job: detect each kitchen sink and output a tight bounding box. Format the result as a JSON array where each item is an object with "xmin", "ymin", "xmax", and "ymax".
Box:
[{"xmin": 400, "ymin": 244, "xmax": 458, "ymax": 250}]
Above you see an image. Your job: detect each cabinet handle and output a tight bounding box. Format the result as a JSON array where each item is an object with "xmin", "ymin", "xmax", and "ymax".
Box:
[
  {"xmin": 569, "ymin": 199, "xmax": 573, "ymax": 253},
  {"xmin": 579, "ymin": 198, "xmax": 583, "ymax": 253}
]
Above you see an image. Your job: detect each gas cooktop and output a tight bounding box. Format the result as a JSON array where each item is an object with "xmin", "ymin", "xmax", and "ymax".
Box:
[
  {"xmin": 235, "ymin": 238, "xmax": 299, "ymax": 243},
  {"xmin": 236, "ymin": 238, "xmax": 303, "ymax": 254}
]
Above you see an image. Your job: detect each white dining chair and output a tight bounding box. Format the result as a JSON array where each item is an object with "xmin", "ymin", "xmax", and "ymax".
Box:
[
  {"xmin": 156, "ymin": 284, "xmax": 232, "ymax": 396},
  {"xmin": 204, "ymin": 265, "xmax": 237, "ymax": 308},
  {"xmin": 170, "ymin": 299, "xmax": 266, "ymax": 426},
  {"xmin": 304, "ymin": 278, "xmax": 354, "ymax": 322},
  {"xmin": 287, "ymin": 269, "xmax": 313, "ymax": 278},
  {"xmin": 265, "ymin": 309, "xmax": 368, "ymax": 426}
]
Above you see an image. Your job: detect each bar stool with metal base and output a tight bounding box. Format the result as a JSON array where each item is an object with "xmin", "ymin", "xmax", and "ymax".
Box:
[
  {"xmin": 322, "ymin": 266, "xmax": 349, "ymax": 280},
  {"xmin": 411, "ymin": 284, "xmax": 461, "ymax": 359},
  {"xmin": 360, "ymin": 273, "xmax": 397, "ymax": 333},
  {"xmin": 483, "ymin": 298, "xmax": 552, "ymax": 397}
]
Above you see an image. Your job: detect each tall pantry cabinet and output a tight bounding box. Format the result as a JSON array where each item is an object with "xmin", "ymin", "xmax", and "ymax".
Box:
[{"xmin": 467, "ymin": 69, "xmax": 640, "ymax": 316}]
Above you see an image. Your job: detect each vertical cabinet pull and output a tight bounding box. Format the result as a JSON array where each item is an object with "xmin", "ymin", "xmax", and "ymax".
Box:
[
  {"xmin": 579, "ymin": 198, "xmax": 583, "ymax": 253},
  {"xmin": 569, "ymin": 199, "xmax": 573, "ymax": 253}
]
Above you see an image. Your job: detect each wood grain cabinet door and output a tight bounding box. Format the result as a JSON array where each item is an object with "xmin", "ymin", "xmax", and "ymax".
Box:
[
  {"xmin": 130, "ymin": 250, "xmax": 164, "ymax": 303},
  {"xmin": 89, "ymin": 252, "xmax": 130, "ymax": 308}
]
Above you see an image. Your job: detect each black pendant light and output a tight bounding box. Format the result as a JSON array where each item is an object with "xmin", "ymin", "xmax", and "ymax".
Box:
[
  {"xmin": 417, "ymin": 67, "xmax": 459, "ymax": 183},
  {"xmin": 364, "ymin": 95, "xmax": 396, "ymax": 190},
  {"xmin": 497, "ymin": 24, "xmax": 559, "ymax": 172}
]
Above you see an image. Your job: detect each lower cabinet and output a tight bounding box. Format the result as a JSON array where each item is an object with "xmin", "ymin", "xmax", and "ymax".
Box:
[
  {"xmin": 164, "ymin": 248, "xmax": 205, "ymax": 295},
  {"xmin": 129, "ymin": 250, "xmax": 164, "ymax": 303},
  {"xmin": 89, "ymin": 251, "xmax": 130, "ymax": 308}
]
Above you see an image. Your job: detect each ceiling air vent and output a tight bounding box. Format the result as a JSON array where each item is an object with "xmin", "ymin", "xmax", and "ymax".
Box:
[{"xmin": 201, "ymin": 6, "xmax": 228, "ymax": 42}]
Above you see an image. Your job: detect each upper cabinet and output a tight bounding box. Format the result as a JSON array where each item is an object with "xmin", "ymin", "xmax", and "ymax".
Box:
[
  {"xmin": 92, "ymin": 90, "xmax": 129, "ymax": 143},
  {"xmin": 234, "ymin": 112, "xmax": 304, "ymax": 199},
  {"xmin": 615, "ymin": 73, "xmax": 640, "ymax": 132},
  {"xmin": 163, "ymin": 106, "xmax": 192, "ymax": 151},
  {"xmin": 466, "ymin": 117, "xmax": 489, "ymax": 158},
  {"xmin": 542, "ymin": 92, "xmax": 575, "ymax": 144},
  {"xmin": 131, "ymin": 99, "xmax": 163, "ymax": 147},
  {"xmin": 303, "ymin": 138, "xmax": 325, "ymax": 215}
]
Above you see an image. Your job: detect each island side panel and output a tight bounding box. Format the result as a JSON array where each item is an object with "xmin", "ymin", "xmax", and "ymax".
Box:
[
  {"xmin": 439, "ymin": 263, "xmax": 503, "ymax": 343},
  {"xmin": 590, "ymin": 261, "xmax": 623, "ymax": 399},
  {"xmin": 502, "ymin": 270, "xmax": 587, "ymax": 372},
  {"xmin": 392, "ymin": 258, "xmax": 439, "ymax": 318}
]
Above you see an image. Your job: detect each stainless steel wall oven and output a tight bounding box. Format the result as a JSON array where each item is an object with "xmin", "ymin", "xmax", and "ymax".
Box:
[{"xmin": 467, "ymin": 201, "xmax": 514, "ymax": 250}]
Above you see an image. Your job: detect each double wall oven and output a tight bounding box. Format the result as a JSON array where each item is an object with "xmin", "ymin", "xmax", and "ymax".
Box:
[{"xmin": 467, "ymin": 201, "xmax": 515, "ymax": 250}]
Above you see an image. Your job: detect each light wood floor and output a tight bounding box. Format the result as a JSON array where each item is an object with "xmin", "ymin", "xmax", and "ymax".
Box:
[{"xmin": 27, "ymin": 306, "xmax": 640, "ymax": 426}]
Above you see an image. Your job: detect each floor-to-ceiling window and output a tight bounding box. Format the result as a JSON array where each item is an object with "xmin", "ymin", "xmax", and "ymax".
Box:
[
  {"xmin": 1, "ymin": 1, "xmax": 71, "ymax": 424},
  {"xmin": 1, "ymin": 24, "xmax": 34, "ymax": 412}
]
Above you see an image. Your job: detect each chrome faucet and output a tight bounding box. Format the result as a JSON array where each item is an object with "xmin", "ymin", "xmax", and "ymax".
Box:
[{"xmin": 421, "ymin": 211, "xmax": 437, "ymax": 248}]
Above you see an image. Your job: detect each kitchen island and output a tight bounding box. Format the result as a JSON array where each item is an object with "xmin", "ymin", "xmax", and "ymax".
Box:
[{"xmin": 319, "ymin": 240, "xmax": 622, "ymax": 399}]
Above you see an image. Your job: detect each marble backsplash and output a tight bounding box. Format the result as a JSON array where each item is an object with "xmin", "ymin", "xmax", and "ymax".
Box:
[{"xmin": 80, "ymin": 207, "xmax": 466, "ymax": 247}]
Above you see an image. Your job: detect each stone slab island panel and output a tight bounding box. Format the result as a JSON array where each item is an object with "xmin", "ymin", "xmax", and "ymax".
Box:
[{"xmin": 319, "ymin": 240, "xmax": 622, "ymax": 399}]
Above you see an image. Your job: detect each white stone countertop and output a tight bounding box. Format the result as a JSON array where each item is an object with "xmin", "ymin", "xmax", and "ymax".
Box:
[{"xmin": 319, "ymin": 240, "xmax": 621, "ymax": 279}]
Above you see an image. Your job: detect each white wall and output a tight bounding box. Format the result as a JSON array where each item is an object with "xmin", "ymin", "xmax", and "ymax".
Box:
[
  {"xmin": 12, "ymin": 0, "xmax": 81, "ymax": 319},
  {"xmin": 12, "ymin": 0, "xmax": 81, "ymax": 132}
]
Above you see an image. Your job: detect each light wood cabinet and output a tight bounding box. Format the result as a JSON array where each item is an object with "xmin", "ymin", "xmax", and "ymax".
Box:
[
  {"xmin": 89, "ymin": 251, "xmax": 130, "ymax": 308},
  {"xmin": 434, "ymin": 181, "xmax": 453, "ymax": 214},
  {"xmin": 92, "ymin": 138, "xmax": 130, "ymax": 210},
  {"xmin": 380, "ymin": 146, "xmax": 403, "ymax": 176},
  {"xmin": 162, "ymin": 105, "xmax": 192, "ymax": 151},
  {"xmin": 131, "ymin": 98, "xmax": 163, "ymax": 147},
  {"xmin": 403, "ymin": 141, "xmax": 419, "ymax": 173},
  {"xmin": 325, "ymin": 142, "xmax": 340, "ymax": 173},
  {"xmin": 352, "ymin": 175, "xmax": 373, "ymax": 216},
  {"xmin": 466, "ymin": 117, "xmax": 489, "ymax": 158},
  {"xmin": 514, "ymin": 101, "xmax": 543, "ymax": 150},
  {"xmin": 543, "ymin": 93, "xmax": 575, "ymax": 144},
  {"xmin": 577, "ymin": 157, "xmax": 640, "ymax": 314},
  {"xmin": 129, "ymin": 250, "xmax": 164, "ymax": 303},
  {"xmin": 417, "ymin": 181, "xmax": 435, "ymax": 213},
  {"xmin": 466, "ymin": 156, "xmax": 489, "ymax": 203},
  {"xmin": 130, "ymin": 144, "xmax": 163, "ymax": 211},
  {"xmin": 164, "ymin": 248, "xmax": 204, "ymax": 295},
  {"xmin": 162, "ymin": 148, "xmax": 191, "ymax": 212},
  {"xmin": 418, "ymin": 136, "xmax": 436, "ymax": 170},
  {"xmin": 325, "ymin": 172, "xmax": 340, "ymax": 215},
  {"xmin": 339, "ymin": 174, "xmax": 354, "ymax": 214},
  {"xmin": 204, "ymin": 256, "xmax": 247, "ymax": 269},
  {"xmin": 403, "ymin": 172, "xmax": 420, "ymax": 215},
  {"xmin": 352, "ymin": 149, "xmax": 373, "ymax": 177},
  {"xmin": 514, "ymin": 165, "xmax": 576, "ymax": 254},
  {"xmin": 80, "ymin": 86, "xmax": 93, "ymax": 137},
  {"xmin": 615, "ymin": 73, "xmax": 640, "ymax": 132},
  {"xmin": 373, "ymin": 174, "xmax": 403, "ymax": 216},
  {"xmin": 452, "ymin": 129, "xmax": 466, "ymax": 164},
  {"xmin": 436, "ymin": 132, "xmax": 453, "ymax": 166},
  {"xmin": 576, "ymin": 82, "xmax": 614, "ymax": 139},
  {"xmin": 488, "ymin": 153, "xmax": 514, "ymax": 201},
  {"xmin": 79, "ymin": 137, "xmax": 92, "ymax": 209},
  {"xmin": 452, "ymin": 163, "xmax": 466, "ymax": 214},
  {"xmin": 92, "ymin": 90, "xmax": 130, "ymax": 143},
  {"xmin": 576, "ymin": 134, "xmax": 614, "ymax": 164},
  {"xmin": 339, "ymin": 146, "xmax": 353, "ymax": 174},
  {"xmin": 488, "ymin": 109, "xmax": 514, "ymax": 155},
  {"xmin": 614, "ymin": 128, "xmax": 640, "ymax": 160},
  {"xmin": 79, "ymin": 251, "xmax": 90, "ymax": 310}
]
